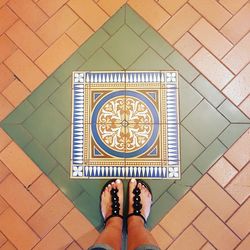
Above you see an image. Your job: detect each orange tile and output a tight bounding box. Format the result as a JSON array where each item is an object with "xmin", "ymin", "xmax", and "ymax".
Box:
[
  {"xmin": 174, "ymin": 32, "xmax": 201, "ymax": 59},
  {"xmin": 77, "ymin": 229, "xmax": 99, "ymax": 250},
  {"xmin": 208, "ymin": 157, "xmax": 238, "ymax": 187},
  {"xmin": 33, "ymin": 224, "xmax": 73, "ymax": 250},
  {"xmin": 4, "ymin": 50, "xmax": 46, "ymax": 91},
  {"xmin": 0, "ymin": 63, "xmax": 15, "ymax": 92},
  {"xmin": 66, "ymin": 242, "xmax": 82, "ymax": 250},
  {"xmin": 219, "ymin": 0, "xmax": 248, "ymax": 14},
  {"xmin": 2, "ymin": 79, "xmax": 30, "ymax": 107},
  {"xmin": 223, "ymin": 64, "xmax": 250, "ymax": 106},
  {"xmin": 0, "ymin": 195, "xmax": 8, "ymax": 214},
  {"xmin": 160, "ymin": 192, "xmax": 205, "ymax": 238},
  {"xmin": 225, "ymin": 129, "xmax": 250, "ymax": 170},
  {"xmin": 0, "ymin": 6, "xmax": 17, "ymax": 35},
  {"xmin": 201, "ymin": 242, "xmax": 216, "ymax": 250},
  {"xmin": 29, "ymin": 174, "xmax": 58, "ymax": 204},
  {"xmin": 167, "ymin": 225, "xmax": 206, "ymax": 250},
  {"xmin": 66, "ymin": 19, "xmax": 93, "ymax": 46},
  {"xmin": 0, "ymin": 94, "xmax": 14, "ymax": 121},
  {"xmin": 7, "ymin": 0, "xmax": 48, "ymax": 31},
  {"xmin": 0, "ymin": 160, "xmax": 10, "ymax": 183},
  {"xmin": 227, "ymin": 198, "xmax": 250, "ymax": 239},
  {"xmin": 235, "ymin": 234, "xmax": 250, "ymax": 250},
  {"xmin": 98, "ymin": 0, "xmax": 127, "ymax": 16},
  {"xmin": 0, "ymin": 128, "xmax": 11, "ymax": 152},
  {"xmin": 193, "ymin": 174, "xmax": 239, "ymax": 221},
  {"xmin": 37, "ymin": 0, "xmax": 68, "ymax": 16},
  {"xmin": 28, "ymin": 191, "xmax": 73, "ymax": 237},
  {"xmin": 222, "ymin": 32, "xmax": 250, "ymax": 74},
  {"xmin": 68, "ymin": 0, "xmax": 108, "ymax": 31},
  {"xmin": 239, "ymin": 95, "xmax": 250, "ymax": 118},
  {"xmin": 0, "ymin": 231, "xmax": 7, "ymax": 248},
  {"xmin": 193, "ymin": 208, "xmax": 240, "ymax": 249},
  {"xmin": 0, "ymin": 174, "xmax": 41, "ymax": 220},
  {"xmin": 0, "ymin": 142, "xmax": 42, "ymax": 187},
  {"xmin": 0, "ymin": 208, "xmax": 40, "ymax": 249},
  {"xmin": 37, "ymin": 6, "xmax": 78, "ymax": 45},
  {"xmin": 190, "ymin": 47, "xmax": 234, "ymax": 90},
  {"xmin": 226, "ymin": 163, "xmax": 250, "ymax": 204},
  {"xmin": 151, "ymin": 225, "xmax": 173, "ymax": 249},
  {"xmin": 159, "ymin": 4, "xmax": 200, "ymax": 44},
  {"xmin": 0, "ymin": 241, "xmax": 17, "ymax": 250},
  {"xmin": 35, "ymin": 34, "xmax": 77, "ymax": 75},
  {"xmin": 158, "ymin": 0, "xmax": 188, "ymax": 15},
  {"xmin": 189, "ymin": 0, "xmax": 231, "ymax": 29},
  {"xmin": 0, "ymin": 0, "xmax": 9, "ymax": 8},
  {"xmin": 190, "ymin": 18, "xmax": 233, "ymax": 59},
  {"xmin": 6, "ymin": 20, "xmax": 47, "ymax": 60},
  {"xmin": 221, "ymin": 3, "xmax": 250, "ymax": 44},
  {"xmin": 0, "ymin": 34, "xmax": 17, "ymax": 63}
]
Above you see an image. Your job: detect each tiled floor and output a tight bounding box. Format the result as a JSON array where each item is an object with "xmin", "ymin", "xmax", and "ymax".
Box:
[{"xmin": 0, "ymin": 0, "xmax": 249, "ymax": 249}]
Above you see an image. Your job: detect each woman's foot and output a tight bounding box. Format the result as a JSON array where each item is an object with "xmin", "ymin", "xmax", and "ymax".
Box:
[
  {"xmin": 128, "ymin": 178, "xmax": 152, "ymax": 223},
  {"xmin": 101, "ymin": 179, "xmax": 124, "ymax": 223}
]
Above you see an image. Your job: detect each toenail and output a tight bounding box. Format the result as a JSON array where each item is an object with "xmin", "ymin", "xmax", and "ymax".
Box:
[
  {"xmin": 116, "ymin": 179, "xmax": 121, "ymax": 183},
  {"xmin": 131, "ymin": 178, "xmax": 136, "ymax": 183}
]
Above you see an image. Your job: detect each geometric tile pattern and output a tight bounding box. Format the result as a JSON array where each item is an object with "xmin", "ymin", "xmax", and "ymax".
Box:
[{"xmin": 71, "ymin": 71, "xmax": 180, "ymax": 179}]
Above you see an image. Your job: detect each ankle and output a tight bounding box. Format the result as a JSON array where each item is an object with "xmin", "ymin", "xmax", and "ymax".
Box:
[
  {"xmin": 127, "ymin": 215, "xmax": 145, "ymax": 229},
  {"xmin": 106, "ymin": 217, "xmax": 123, "ymax": 229}
]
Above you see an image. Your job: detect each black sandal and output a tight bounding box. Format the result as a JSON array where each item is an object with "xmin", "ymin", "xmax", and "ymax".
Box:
[
  {"xmin": 127, "ymin": 179, "xmax": 153, "ymax": 225},
  {"xmin": 100, "ymin": 179, "xmax": 123, "ymax": 225}
]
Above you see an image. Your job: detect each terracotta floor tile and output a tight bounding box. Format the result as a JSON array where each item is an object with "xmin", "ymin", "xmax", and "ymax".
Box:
[
  {"xmin": 66, "ymin": 19, "xmax": 93, "ymax": 46},
  {"xmin": 158, "ymin": 0, "xmax": 188, "ymax": 15},
  {"xmin": 7, "ymin": 0, "xmax": 48, "ymax": 31},
  {"xmin": 193, "ymin": 174, "xmax": 239, "ymax": 221},
  {"xmin": 66, "ymin": 242, "xmax": 82, "ymax": 250},
  {"xmin": 219, "ymin": 0, "xmax": 248, "ymax": 14},
  {"xmin": 189, "ymin": 0, "xmax": 232, "ymax": 29},
  {"xmin": 0, "ymin": 94, "xmax": 14, "ymax": 121},
  {"xmin": 0, "ymin": 0, "xmax": 9, "ymax": 8},
  {"xmin": 0, "ymin": 34, "xmax": 17, "ymax": 63},
  {"xmin": 0, "ymin": 174, "xmax": 41, "ymax": 220},
  {"xmin": 0, "ymin": 195, "xmax": 8, "ymax": 214},
  {"xmin": 0, "ymin": 160, "xmax": 10, "ymax": 183},
  {"xmin": 227, "ymin": 198, "xmax": 250, "ymax": 239},
  {"xmin": 0, "ymin": 231, "xmax": 7, "ymax": 248},
  {"xmin": 37, "ymin": 5, "xmax": 78, "ymax": 45},
  {"xmin": 190, "ymin": 47, "xmax": 234, "ymax": 89},
  {"xmin": 239, "ymin": 95, "xmax": 250, "ymax": 118},
  {"xmin": 201, "ymin": 242, "xmax": 216, "ymax": 250},
  {"xmin": 4, "ymin": 50, "xmax": 46, "ymax": 91},
  {"xmin": 68, "ymin": 0, "xmax": 109, "ymax": 31},
  {"xmin": 0, "ymin": 241, "xmax": 17, "ymax": 250},
  {"xmin": 159, "ymin": 4, "xmax": 200, "ymax": 44},
  {"xmin": 128, "ymin": 0, "xmax": 170, "ymax": 30},
  {"xmin": 221, "ymin": 3, "xmax": 250, "ymax": 44},
  {"xmin": 226, "ymin": 163, "xmax": 250, "ymax": 204},
  {"xmin": 6, "ymin": 20, "xmax": 47, "ymax": 60},
  {"xmin": 174, "ymin": 32, "xmax": 201, "ymax": 59},
  {"xmin": 151, "ymin": 225, "xmax": 173, "ymax": 249},
  {"xmin": 76, "ymin": 229, "xmax": 99, "ymax": 250},
  {"xmin": 0, "ymin": 129, "xmax": 11, "ymax": 153},
  {"xmin": 222, "ymin": 32, "xmax": 250, "ymax": 74},
  {"xmin": 35, "ymin": 34, "xmax": 77, "ymax": 75},
  {"xmin": 193, "ymin": 208, "xmax": 240, "ymax": 249},
  {"xmin": 29, "ymin": 174, "xmax": 58, "ymax": 204},
  {"xmin": 0, "ymin": 208, "xmax": 40, "ymax": 249},
  {"xmin": 0, "ymin": 5, "xmax": 17, "ymax": 35},
  {"xmin": 235, "ymin": 234, "xmax": 250, "ymax": 250},
  {"xmin": 37, "ymin": 0, "xmax": 68, "ymax": 16},
  {"xmin": 0, "ymin": 142, "xmax": 42, "ymax": 187},
  {"xmin": 190, "ymin": 18, "xmax": 233, "ymax": 59},
  {"xmin": 2, "ymin": 79, "xmax": 30, "ymax": 107},
  {"xmin": 28, "ymin": 191, "xmax": 73, "ymax": 237},
  {"xmin": 33, "ymin": 224, "xmax": 73, "ymax": 250},
  {"xmin": 167, "ymin": 225, "xmax": 206, "ymax": 250},
  {"xmin": 208, "ymin": 157, "xmax": 238, "ymax": 187},
  {"xmin": 98, "ymin": 0, "xmax": 127, "ymax": 16},
  {"xmin": 0, "ymin": 63, "xmax": 15, "ymax": 92},
  {"xmin": 223, "ymin": 64, "xmax": 250, "ymax": 106},
  {"xmin": 160, "ymin": 192, "xmax": 205, "ymax": 238},
  {"xmin": 225, "ymin": 129, "xmax": 250, "ymax": 170}
]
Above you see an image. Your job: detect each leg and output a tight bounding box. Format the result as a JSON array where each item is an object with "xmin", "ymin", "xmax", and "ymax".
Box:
[
  {"xmin": 127, "ymin": 179, "xmax": 158, "ymax": 250},
  {"xmin": 92, "ymin": 179, "xmax": 123, "ymax": 250}
]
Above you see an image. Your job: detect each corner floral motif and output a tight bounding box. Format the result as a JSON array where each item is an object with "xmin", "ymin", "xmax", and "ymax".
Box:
[
  {"xmin": 72, "ymin": 166, "xmax": 83, "ymax": 177},
  {"xmin": 74, "ymin": 73, "xmax": 84, "ymax": 83},
  {"xmin": 168, "ymin": 166, "xmax": 179, "ymax": 178},
  {"xmin": 166, "ymin": 72, "xmax": 176, "ymax": 83}
]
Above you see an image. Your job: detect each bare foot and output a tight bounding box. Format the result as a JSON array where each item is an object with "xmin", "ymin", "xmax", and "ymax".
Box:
[
  {"xmin": 101, "ymin": 179, "xmax": 123, "ymax": 221},
  {"xmin": 128, "ymin": 178, "xmax": 152, "ymax": 222}
]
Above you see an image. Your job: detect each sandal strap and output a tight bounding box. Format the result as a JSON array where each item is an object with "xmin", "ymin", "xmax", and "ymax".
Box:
[{"xmin": 127, "ymin": 213, "xmax": 146, "ymax": 224}]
